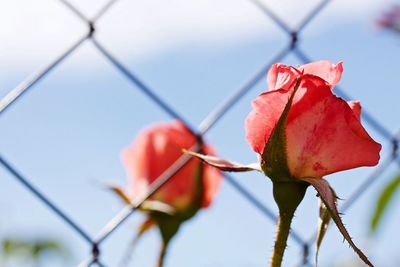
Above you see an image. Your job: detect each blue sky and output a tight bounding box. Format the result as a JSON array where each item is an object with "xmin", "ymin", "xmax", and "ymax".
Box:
[{"xmin": 1, "ymin": 0, "xmax": 400, "ymax": 266}]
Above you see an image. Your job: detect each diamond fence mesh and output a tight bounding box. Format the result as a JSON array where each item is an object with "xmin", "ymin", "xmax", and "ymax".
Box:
[{"xmin": 1, "ymin": 0, "xmax": 399, "ymax": 266}]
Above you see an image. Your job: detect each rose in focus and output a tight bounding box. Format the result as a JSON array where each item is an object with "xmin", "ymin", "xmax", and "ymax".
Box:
[
  {"xmin": 186, "ymin": 60, "xmax": 381, "ymax": 267},
  {"xmin": 245, "ymin": 61, "xmax": 381, "ymax": 179}
]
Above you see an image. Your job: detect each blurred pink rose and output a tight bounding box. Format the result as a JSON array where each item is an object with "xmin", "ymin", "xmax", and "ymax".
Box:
[{"xmin": 122, "ymin": 120, "xmax": 222, "ymax": 212}]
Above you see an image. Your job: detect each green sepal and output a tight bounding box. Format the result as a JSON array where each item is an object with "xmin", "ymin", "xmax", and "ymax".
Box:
[
  {"xmin": 152, "ymin": 213, "xmax": 183, "ymax": 245},
  {"xmin": 106, "ymin": 183, "xmax": 178, "ymax": 216},
  {"xmin": 184, "ymin": 150, "xmax": 262, "ymax": 172},
  {"xmin": 272, "ymin": 181, "xmax": 308, "ymax": 215},
  {"xmin": 151, "ymin": 212, "xmax": 183, "ymax": 267},
  {"xmin": 176, "ymin": 156, "xmax": 205, "ymax": 221},
  {"xmin": 301, "ymin": 177, "xmax": 374, "ymax": 267},
  {"xmin": 106, "ymin": 183, "xmax": 132, "ymax": 205},
  {"xmin": 261, "ymin": 78, "xmax": 302, "ymax": 182}
]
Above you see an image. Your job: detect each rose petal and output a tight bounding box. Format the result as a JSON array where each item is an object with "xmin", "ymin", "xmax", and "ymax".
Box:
[
  {"xmin": 267, "ymin": 63, "xmax": 301, "ymax": 91},
  {"xmin": 122, "ymin": 122, "xmax": 196, "ymax": 210},
  {"xmin": 347, "ymin": 101, "xmax": 361, "ymax": 120},
  {"xmin": 285, "ymin": 75, "xmax": 381, "ymax": 178},
  {"xmin": 299, "ymin": 60, "xmax": 343, "ymax": 87},
  {"xmin": 245, "ymin": 89, "xmax": 291, "ymax": 156}
]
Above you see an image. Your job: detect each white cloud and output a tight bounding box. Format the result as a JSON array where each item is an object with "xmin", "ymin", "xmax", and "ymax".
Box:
[{"xmin": 0, "ymin": 0, "xmax": 386, "ymax": 72}]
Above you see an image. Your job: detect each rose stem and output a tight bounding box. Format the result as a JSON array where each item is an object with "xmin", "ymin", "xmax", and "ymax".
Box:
[
  {"xmin": 270, "ymin": 182, "xmax": 307, "ymax": 267},
  {"xmin": 270, "ymin": 209, "xmax": 295, "ymax": 267},
  {"xmin": 157, "ymin": 241, "xmax": 168, "ymax": 267}
]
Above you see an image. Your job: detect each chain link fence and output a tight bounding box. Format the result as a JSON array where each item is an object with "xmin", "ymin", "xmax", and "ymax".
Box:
[{"xmin": 1, "ymin": 0, "xmax": 399, "ymax": 266}]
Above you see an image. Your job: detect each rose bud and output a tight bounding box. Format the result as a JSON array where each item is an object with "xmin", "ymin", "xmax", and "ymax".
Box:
[
  {"xmin": 186, "ymin": 61, "xmax": 381, "ymax": 267},
  {"xmin": 112, "ymin": 120, "xmax": 222, "ymax": 267},
  {"xmin": 246, "ymin": 61, "xmax": 380, "ymax": 180}
]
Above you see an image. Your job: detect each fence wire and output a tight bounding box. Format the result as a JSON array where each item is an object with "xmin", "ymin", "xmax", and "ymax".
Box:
[{"xmin": 1, "ymin": 0, "xmax": 398, "ymax": 266}]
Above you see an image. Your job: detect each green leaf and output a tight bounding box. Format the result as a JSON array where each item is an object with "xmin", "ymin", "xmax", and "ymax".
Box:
[
  {"xmin": 32, "ymin": 240, "xmax": 63, "ymax": 259},
  {"xmin": 370, "ymin": 174, "xmax": 400, "ymax": 232},
  {"xmin": 301, "ymin": 177, "xmax": 373, "ymax": 267},
  {"xmin": 2, "ymin": 239, "xmax": 32, "ymax": 258},
  {"xmin": 2, "ymin": 238, "xmax": 66, "ymax": 261}
]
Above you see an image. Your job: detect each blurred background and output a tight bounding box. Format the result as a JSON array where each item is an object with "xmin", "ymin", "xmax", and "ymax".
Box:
[{"xmin": 1, "ymin": 0, "xmax": 400, "ymax": 266}]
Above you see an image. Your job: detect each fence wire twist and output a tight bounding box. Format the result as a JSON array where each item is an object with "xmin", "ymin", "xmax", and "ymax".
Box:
[{"xmin": 1, "ymin": 0, "xmax": 399, "ymax": 266}]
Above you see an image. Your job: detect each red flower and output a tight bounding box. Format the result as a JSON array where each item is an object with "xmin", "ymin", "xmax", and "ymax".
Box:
[
  {"xmin": 245, "ymin": 60, "xmax": 381, "ymax": 178},
  {"xmin": 186, "ymin": 61, "xmax": 380, "ymax": 267},
  {"xmin": 122, "ymin": 120, "xmax": 222, "ymax": 212},
  {"xmin": 116, "ymin": 121, "xmax": 222, "ymax": 267}
]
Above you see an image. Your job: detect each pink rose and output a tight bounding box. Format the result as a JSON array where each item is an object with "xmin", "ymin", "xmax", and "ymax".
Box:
[
  {"xmin": 122, "ymin": 120, "xmax": 222, "ymax": 212},
  {"xmin": 118, "ymin": 121, "xmax": 222, "ymax": 267},
  {"xmin": 185, "ymin": 61, "xmax": 380, "ymax": 266},
  {"xmin": 245, "ymin": 60, "xmax": 381, "ymax": 178}
]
